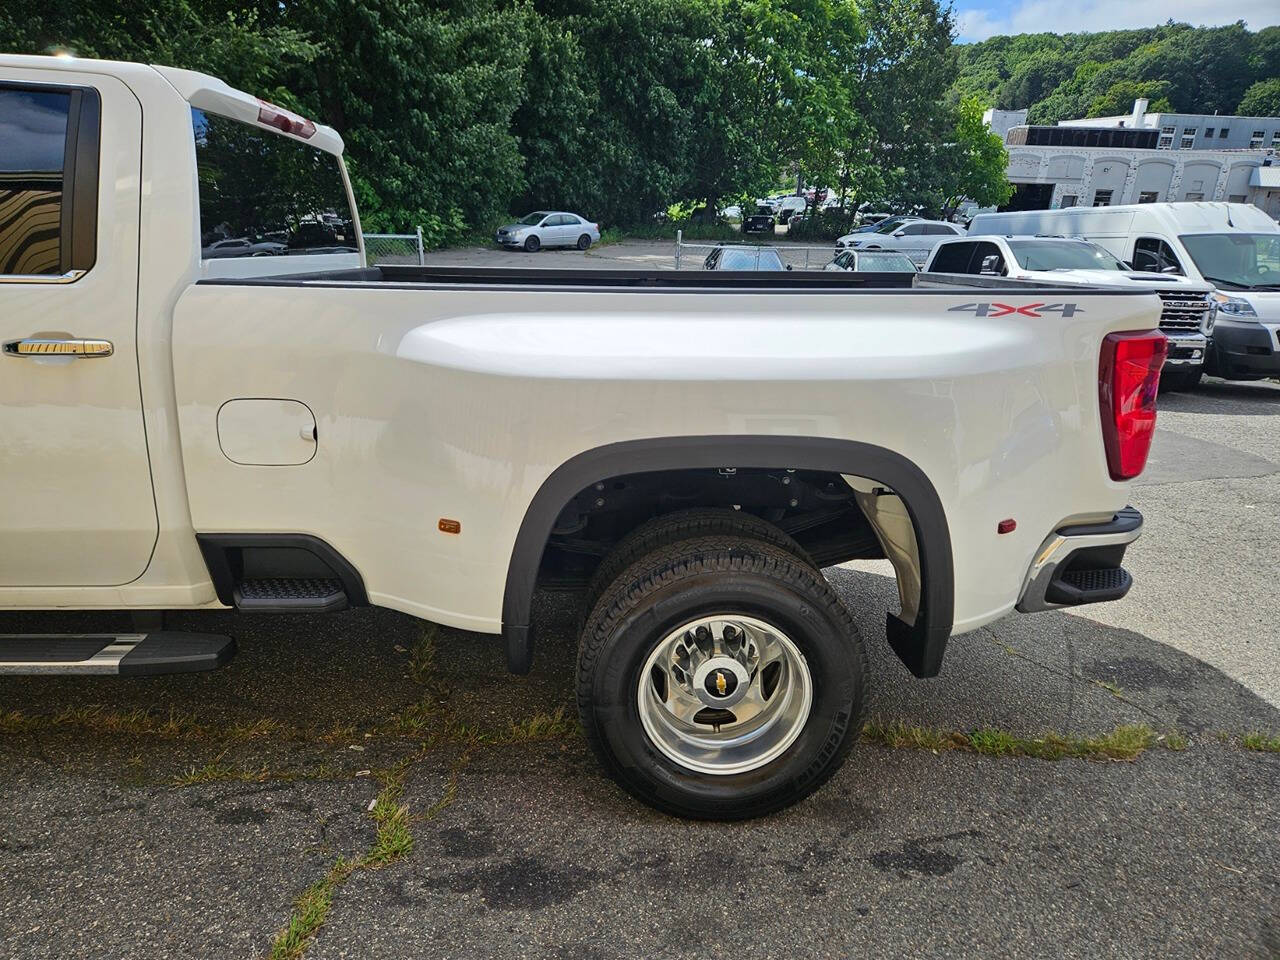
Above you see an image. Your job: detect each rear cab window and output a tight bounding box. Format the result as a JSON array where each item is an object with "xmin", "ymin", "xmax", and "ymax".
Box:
[
  {"xmin": 928, "ymin": 242, "xmax": 976, "ymax": 273},
  {"xmin": 191, "ymin": 107, "xmax": 357, "ymax": 264},
  {"xmin": 0, "ymin": 83, "xmax": 99, "ymax": 278}
]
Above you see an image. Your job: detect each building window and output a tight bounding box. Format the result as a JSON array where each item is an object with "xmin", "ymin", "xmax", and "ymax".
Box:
[
  {"xmin": 1183, "ymin": 127, "xmax": 1196, "ymax": 135},
  {"xmin": 1093, "ymin": 189, "xmax": 1113, "ymax": 207},
  {"xmin": 1228, "ymin": 194, "xmax": 1247, "ymax": 203},
  {"xmin": 1185, "ymin": 192, "xmax": 1204, "ymax": 201},
  {"xmin": 1180, "ymin": 134, "xmax": 1195, "ymax": 149},
  {"xmin": 1158, "ymin": 136, "xmax": 1173, "ymax": 149},
  {"xmin": 1273, "ymin": 132, "xmax": 1280, "ymax": 148},
  {"xmin": 1138, "ymin": 191, "xmax": 1159, "ymax": 203},
  {"xmin": 1160, "ymin": 125, "xmax": 1175, "ymax": 134},
  {"xmin": 1205, "ymin": 128, "xmax": 1215, "ymax": 139},
  {"xmin": 1060, "ymin": 195, "xmax": 1078, "ymax": 208},
  {"xmin": 1220, "ymin": 127, "xmax": 1229, "ymax": 138},
  {"xmin": 1251, "ymin": 130, "xmax": 1265, "ymax": 149}
]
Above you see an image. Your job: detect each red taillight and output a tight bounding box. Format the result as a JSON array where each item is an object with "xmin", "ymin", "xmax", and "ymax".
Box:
[
  {"xmin": 256, "ymin": 99, "xmax": 316, "ymax": 139},
  {"xmin": 1098, "ymin": 330, "xmax": 1167, "ymax": 480}
]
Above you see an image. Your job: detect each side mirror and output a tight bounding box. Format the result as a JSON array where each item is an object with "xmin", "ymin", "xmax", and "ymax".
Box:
[{"xmin": 893, "ymin": 230, "xmax": 906, "ymax": 238}]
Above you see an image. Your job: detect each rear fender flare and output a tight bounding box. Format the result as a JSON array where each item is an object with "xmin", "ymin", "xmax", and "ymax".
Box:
[{"xmin": 501, "ymin": 436, "xmax": 954, "ymax": 678}]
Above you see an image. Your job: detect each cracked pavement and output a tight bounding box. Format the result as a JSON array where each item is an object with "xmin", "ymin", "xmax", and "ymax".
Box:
[{"xmin": 1, "ymin": 377, "xmax": 1278, "ymax": 959}]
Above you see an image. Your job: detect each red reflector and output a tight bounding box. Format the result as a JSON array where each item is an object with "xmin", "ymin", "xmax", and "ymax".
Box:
[
  {"xmin": 256, "ymin": 100, "xmax": 316, "ymax": 139},
  {"xmin": 1099, "ymin": 330, "xmax": 1167, "ymax": 480},
  {"xmin": 997, "ymin": 519, "xmax": 1016, "ymax": 534}
]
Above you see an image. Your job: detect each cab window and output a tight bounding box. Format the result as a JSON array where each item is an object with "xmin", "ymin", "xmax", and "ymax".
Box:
[
  {"xmin": 1132, "ymin": 237, "xmax": 1183, "ymax": 274},
  {"xmin": 928, "ymin": 242, "xmax": 975, "ymax": 272},
  {"xmin": 192, "ymin": 107, "xmax": 356, "ymax": 259},
  {"xmin": 970, "ymin": 241, "xmax": 1006, "ymax": 275},
  {"xmin": 0, "ymin": 83, "xmax": 99, "ymax": 277}
]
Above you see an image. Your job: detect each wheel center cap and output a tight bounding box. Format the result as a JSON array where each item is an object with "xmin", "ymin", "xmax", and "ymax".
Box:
[{"xmin": 691, "ymin": 658, "xmax": 751, "ymax": 708}]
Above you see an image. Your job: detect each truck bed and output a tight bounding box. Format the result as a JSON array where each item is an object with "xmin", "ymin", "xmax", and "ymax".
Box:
[{"xmin": 208, "ymin": 263, "xmax": 1145, "ymax": 293}]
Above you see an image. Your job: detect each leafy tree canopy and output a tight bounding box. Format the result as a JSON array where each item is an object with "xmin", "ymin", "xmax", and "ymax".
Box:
[{"xmin": 954, "ymin": 21, "xmax": 1280, "ymax": 124}]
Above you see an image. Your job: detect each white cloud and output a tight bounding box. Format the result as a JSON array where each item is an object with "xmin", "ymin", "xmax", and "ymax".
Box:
[{"xmin": 956, "ymin": 0, "xmax": 1280, "ymax": 42}]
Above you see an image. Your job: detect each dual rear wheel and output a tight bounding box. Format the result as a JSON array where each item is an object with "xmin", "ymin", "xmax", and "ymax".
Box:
[{"xmin": 575, "ymin": 515, "xmax": 868, "ymax": 820}]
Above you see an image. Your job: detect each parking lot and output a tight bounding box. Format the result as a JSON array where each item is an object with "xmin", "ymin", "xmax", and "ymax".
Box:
[{"xmin": 1, "ymin": 306, "xmax": 1277, "ymax": 956}]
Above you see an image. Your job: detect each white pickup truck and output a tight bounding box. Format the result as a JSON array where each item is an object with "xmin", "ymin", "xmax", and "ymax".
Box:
[
  {"xmin": 0, "ymin": 55, "xmax": 1169, "ymax": 819},
  {"xmin": 924, "ymin": 235, "xmax": 1216, "ymax": 390}
]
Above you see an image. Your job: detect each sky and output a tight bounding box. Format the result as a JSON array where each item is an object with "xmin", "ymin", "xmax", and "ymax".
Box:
[{"xmin": 953, "ymin": 0, "xmax": 1280, "ymax": 43}]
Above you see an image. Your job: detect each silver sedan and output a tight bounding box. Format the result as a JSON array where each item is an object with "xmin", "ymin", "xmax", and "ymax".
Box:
[{"xmin": 495, "ymin": 211, "xmax": 601, "ymax": 252}]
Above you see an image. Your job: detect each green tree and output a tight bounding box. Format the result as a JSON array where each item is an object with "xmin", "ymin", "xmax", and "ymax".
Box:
[{"xmin": 1238, "ymin": 77, "xmax": 1280, "ymax": 116}]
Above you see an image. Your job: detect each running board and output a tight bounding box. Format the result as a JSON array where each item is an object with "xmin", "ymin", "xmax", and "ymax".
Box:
[{"xmin": 0, "ymin": 632, "xmax": 235, "ymax": 676}]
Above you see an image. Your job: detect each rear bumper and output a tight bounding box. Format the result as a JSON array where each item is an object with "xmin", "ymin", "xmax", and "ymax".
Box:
[
  {"xmin": 1209, "ymin": 319, "xmax": 1280, "ymax": 379},
  {"xmin": 1017, "ymin": 507, "xmax": 1142, "ymax": 614}
]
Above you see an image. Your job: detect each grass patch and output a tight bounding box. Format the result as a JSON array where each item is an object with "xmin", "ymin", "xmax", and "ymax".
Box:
[
  {"xmin": 1159, "ymin": 730, "xmax": 1188, "ymax": 751},
  {"xmin": 266, "ymin": 857, "xmax": 355, "ymax": 960},
  {"xmin": 863, "ymin": 718, "xmax": 1160, "ymax": 762},
  {"xmin": 1242, "ymin": 732, "xmax": 1280, "ymax": 753}
]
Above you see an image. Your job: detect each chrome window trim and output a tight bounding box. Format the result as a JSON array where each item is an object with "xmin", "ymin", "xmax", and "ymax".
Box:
[{"xmin": 0, "ymin": 269, "xmax": 88, "ymax": 285}]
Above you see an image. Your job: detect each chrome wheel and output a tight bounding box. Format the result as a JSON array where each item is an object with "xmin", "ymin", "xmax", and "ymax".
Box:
[{"xmin": 637, "ymin": 614, "xmax": 813, "ymax": 776}]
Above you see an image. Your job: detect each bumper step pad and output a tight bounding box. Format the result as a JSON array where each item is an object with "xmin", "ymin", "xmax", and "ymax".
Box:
[
  {"xmin": 0, "ymin": 632, "xmax": 235, "ymax": 676},
  {"xmin": 1045, "ymin": 566, "xmax": 1133, "ymax": 606}
]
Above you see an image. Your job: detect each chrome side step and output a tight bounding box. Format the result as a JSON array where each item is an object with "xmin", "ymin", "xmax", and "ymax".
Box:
[{"xmin": 0, "ymin": 632, "xmax": 235, "ymax": 676}]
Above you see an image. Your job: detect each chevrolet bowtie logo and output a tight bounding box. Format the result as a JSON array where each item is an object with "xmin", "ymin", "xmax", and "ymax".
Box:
[{"xmin": 715, "ymin": 671, "xmax": 727, "ymax": 696}]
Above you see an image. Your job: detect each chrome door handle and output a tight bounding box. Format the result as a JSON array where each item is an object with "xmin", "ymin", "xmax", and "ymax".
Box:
[{"xmin": 3, "ymin": 338, "xmax": 114, "ymax": 358}]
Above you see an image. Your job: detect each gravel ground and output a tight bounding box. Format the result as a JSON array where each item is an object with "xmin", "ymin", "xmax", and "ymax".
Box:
[{"xmin": 1, "ymin": 380, "xmax": 1277, "ymax": 960}]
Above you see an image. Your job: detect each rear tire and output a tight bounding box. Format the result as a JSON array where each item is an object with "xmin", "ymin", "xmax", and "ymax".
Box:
[
  {"xmin": 580, "ymin": 508, "xmax": 814, "ymax": 627},
  {"xmin": 524, "ymin": 235, "xmax": 541, "ymax": 252},
  {"xmin": 577, "ymin": 536, "xmax": 867, "ymax": 820},
  {"xmin": 576, "ymin": 234, "xmax": 592, "ymax": 250}
]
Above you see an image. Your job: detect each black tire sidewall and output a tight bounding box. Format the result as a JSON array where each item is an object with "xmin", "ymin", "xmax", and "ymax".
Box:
[
  {"xmin": 525, "ymin": 235, "xmax": 540, "ymax": 252},
  {"xmin": 577, "ymin": 234, "xmax": 591, "ymax": 250},
  {"xmin": 587, "ymin": 568, "xmax": 860, "ymax": 818}
]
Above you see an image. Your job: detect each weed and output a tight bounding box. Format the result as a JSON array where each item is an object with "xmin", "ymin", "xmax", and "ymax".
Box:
[
  {"xmin": 1242, "ymin": 732, "xmax": 1280, "ymax": 753},
  {"xmin": 1092, "ymin": 680, "xmax": 1125, "ymax": 699},
  {"xmin": 1159, "ymin": 730, "xmax": 1188, "ymax": 751},
  {"xmin": 266, "ymin": 857, "xmax": 354, "ymax": 960},
  {"xmin": 863, "ymin": 719, "xmax": 1159, "ymax": 762}
]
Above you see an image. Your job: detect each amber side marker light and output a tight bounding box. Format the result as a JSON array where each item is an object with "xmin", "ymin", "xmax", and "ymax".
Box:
[{"xmin": 438, "ymin": 518, "xmax": 461, "ymax": 534}]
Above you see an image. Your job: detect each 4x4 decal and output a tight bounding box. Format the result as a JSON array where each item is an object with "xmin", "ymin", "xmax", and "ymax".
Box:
[{"xmin": 948, "ymin": 302, "xmax": 1084, "ymax": 318}]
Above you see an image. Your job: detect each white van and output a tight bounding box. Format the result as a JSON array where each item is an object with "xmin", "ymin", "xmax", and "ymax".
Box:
[{"xmin": 968, "ymin": 203, "xmax": 1280, "ymax": 382}]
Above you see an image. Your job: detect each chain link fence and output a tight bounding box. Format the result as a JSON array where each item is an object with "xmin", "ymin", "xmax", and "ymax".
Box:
[
  {"xmin": 364, "ymin": 228, "xmax": 425, "ymax": 265},
  {"xmin": 674, "ymin": 229, "xmax": 841, "ymax": 271}
]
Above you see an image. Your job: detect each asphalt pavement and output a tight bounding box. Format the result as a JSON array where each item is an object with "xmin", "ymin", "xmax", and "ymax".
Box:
[{"xmin": 1, "ymin": 377, "xmax": 1277, "ymax": 959}]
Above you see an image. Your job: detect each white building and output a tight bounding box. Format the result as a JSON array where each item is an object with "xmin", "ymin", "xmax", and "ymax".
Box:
[{"xmin": 989, "ymin": 99, "xmax": 1280, "ymax": 220}]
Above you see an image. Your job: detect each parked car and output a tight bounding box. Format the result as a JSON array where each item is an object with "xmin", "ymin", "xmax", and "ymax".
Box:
[
  {"xmin": 0, "ymin": 54, "xmax": 1172, "ymax": 820},
  {"xmin": 926, "ymin": 235, "xmax": 1216, "ymax": 390},
  {"xmin": 837, "ymin": 215, "xmax": 921, "ymax": 245},
  {"xmin": 742, "ymin": 205, "xmax": 777, "ymax": 234},
  {"xmin": 838, "ymin": 219, "xmax": 965, "ymax": 265},
  {"xmin": 703, "ymin": 245, "xmax": 790, "ymax": 270},
  {"xmin": 200, "ymin": 237, "xmax": 286, "ymax": 258},
  {"xmin": 968, "ymin": 202, "xmax": 1280, "ymax": 383},
  {"xmin": 776, "ymin": 196, "xmax": 808, "ymax": 224},
  {"xmin": 825, "ymin": 250, "xmax": 918, "ymax": 273},
  {"xmin": 495, "ymin": 211, "xmax": 601, "ymax": 252}
]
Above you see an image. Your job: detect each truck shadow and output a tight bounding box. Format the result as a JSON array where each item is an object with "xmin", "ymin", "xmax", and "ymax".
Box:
[{"xmin": 0, "ymin": 566, "xmax": 1275, "ymax": 781}]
